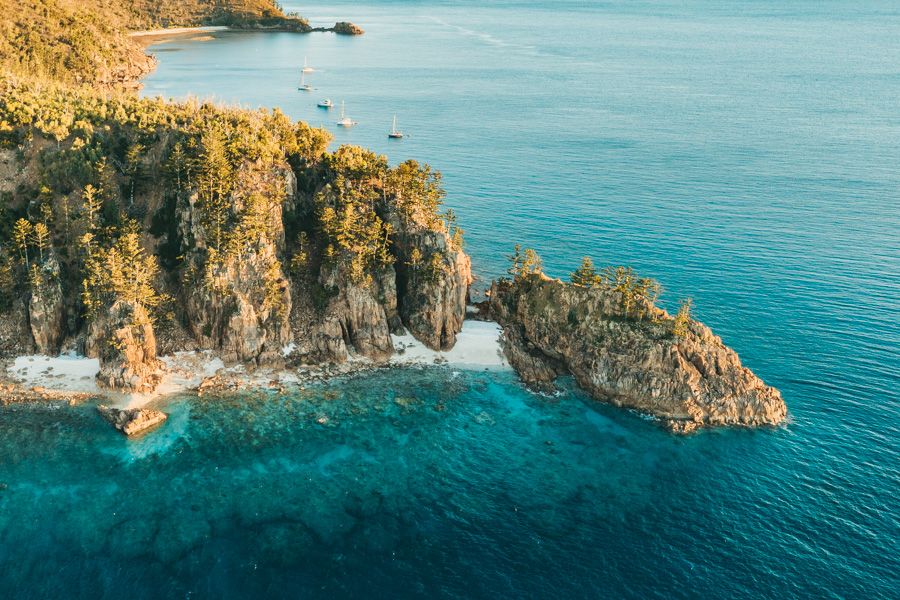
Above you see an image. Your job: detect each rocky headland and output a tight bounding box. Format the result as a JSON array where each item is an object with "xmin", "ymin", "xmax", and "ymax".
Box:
[
  {"xmin": 489, "ymin": 271, "xmax": 786, "ymax": 432},
  {"xmin": 0, "ymin": 0, "xmax": 785, "ymax": 434}
]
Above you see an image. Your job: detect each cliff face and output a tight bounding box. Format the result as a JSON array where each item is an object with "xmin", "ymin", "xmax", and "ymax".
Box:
[
  {"xmin": 0, "ymin": 83, "xmax": 474, "ymax": 392},
  {"xmin": 287, "ymin": 210, "xmax": 469, "ymax": 363},
  {"xmin": 490, "ymin": 275, "xmax": 786, "ymax": 431},
  {"xmin": 313, "ymin": 262, "xmax": 396, "ymax": 361},
  {"xmin": 28, "ymin": 252, "xmax": 66, "ymax": 354},
  {"xmin": 380, "ymin": 203, "xmax": 472, "ymax": 351},
  {"xmin": 177, "ymin": 189, "xmax": 292, "ymax": 365}
]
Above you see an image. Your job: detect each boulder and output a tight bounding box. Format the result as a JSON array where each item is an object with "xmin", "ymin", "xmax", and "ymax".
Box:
[
  {"xmin": 97, "ymin": 405, "xmax": 167, "ymax": 436},
  {"xmin": 333, "ymin": 22, "xmax": 365, "ymax": 35}
]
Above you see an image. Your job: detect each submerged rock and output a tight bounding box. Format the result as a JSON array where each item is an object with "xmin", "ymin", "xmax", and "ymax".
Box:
[
  {"xmin": 97, "ymin": 405, "xmax": 167, "ymax": 436},
  {"xmin": 490, "ymin": 274, "xmax": 786, "ymax": 431}
]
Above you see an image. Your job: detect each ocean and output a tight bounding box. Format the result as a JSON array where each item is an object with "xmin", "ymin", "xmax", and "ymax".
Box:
[{"xmin": 2, "ymin": 1, "xmax": 898, "ymax": 597}]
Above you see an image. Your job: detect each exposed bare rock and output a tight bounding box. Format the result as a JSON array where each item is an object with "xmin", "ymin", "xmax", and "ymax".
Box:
[
  {"xmin": 316, "ymin": 263, "xmax": 395, "ymax": 361},
  {"xmin": 87, "ymin": 300, "xmax": 162, "ymax": 393},
  {"xmin": 0, "ymin": 301, "xmax": 34, "ymax": 358},
  {"xmin": 332, "ymin": 22, "xmax": 364, "ymax": 35},
  {"xmin": 499, "ymin": 326, "xmax": 565, "ymax": 392},
  {"xmin": 176, "ymin": 172, "xmax": 292, "ymax": 365},
  {"xmin": 99, "ymin": 47, "xmax": 157, "ymax": 90},
  {"xmin": 97, "ymin": 405, "xmax": 167, "ymax": 436},
  {"xmin": 27, "ymin": 253, "xmax": 66, "ymax": 354},
  {"xmin": 0, "ymin": 148, "xmax": 25, "ymax": 194},
  {"xmin": 380, "ymin": 209, "xmax": 472, "ymax": 351},
  {"xmin": 490, "ymin": 275, "xmax": 786, "ymax": 430}
]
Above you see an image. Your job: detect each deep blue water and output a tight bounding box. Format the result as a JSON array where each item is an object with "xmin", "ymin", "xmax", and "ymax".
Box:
[{"xmin": 3, "ymin": 1, "xmax": 900, "ymax": 597}]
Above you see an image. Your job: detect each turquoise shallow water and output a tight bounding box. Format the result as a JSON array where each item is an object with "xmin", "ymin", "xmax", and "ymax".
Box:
[{"xmin": 3, "ymin": 0, "xmax": 900, "ymax": 597}]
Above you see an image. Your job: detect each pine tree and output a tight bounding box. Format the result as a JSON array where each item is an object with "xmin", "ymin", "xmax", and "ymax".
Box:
[
  {"xmin": 289, "ymin": 231, "xmax": 310, "ymax": 273},
  {"xmin": 116, "ymin": 232, "xmax": 160, "ymax": 308},
  {"xmin": 96, "ymin": 158, "xmax": 119, "ymax": 208},
  {"xmin": 507, "ymin": 244, "xmax": 523, "ymax": 278},
  {"xmin": 12, "ymin": 219, "xmax": 32, "ymax": 269},
  {"xmin": 166, "ymin": 141, "xmax": 188, "ymax": 191},
  {"xmin": 673, "ymin": 298, "xmax": 693, "ymax": 338},
  {"xmin": 263, "ymin": 258, "xmax": 287, "ymax": 317},
  {"xmin": 123, "ymin": 142, "xmax": 144, "ymax": 206},
  {"xmin": 32, "ymin": 222, "xmax": 50, "ymax": 263},
  {"xmin": 408, "ymin": 247, "xmax": 423, "ymax": 271},
  {"xmin": 521, "ymin": 248, "xmax": 543, "ymax": 278},
  {"xmin": 82, "ymin": 184, "xmax": 102, "ymax": 231},
  {"xmin": 197, "ymin": 127, "xmax": 234, "ymax": 251},
  {"xmin": 571, "ymin": 256, "xmax": 599, "ymax": 286}
]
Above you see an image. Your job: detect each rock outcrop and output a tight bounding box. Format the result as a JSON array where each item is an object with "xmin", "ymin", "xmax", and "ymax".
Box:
[
  {"xmin": 97, "ymin": 405, "xmax": 167, "ymax": 436},
  {"xmin": 490, "ymin": 275, "xmax": 786, "ymax": 431},
  {"xmin": 176, "ymin": 169, "xmax": 292, "ymax": 365},
  {"xmin": 87, "ymin": 300, "xmax": 162, "ymax": 393},
  {"xmin": 314, "ymin": 263, "xmax": 396, "ymax": 361},
  {"xmin": 0, "ymin": 301, "xmax": 33, "ymax": 358},
  {"xmin": 27, "ymin": 253, "xmax": 66, "ymax": 354},
  {"xmin": 381, "ymin": 208, "xmax": 472, "ymax": 351},
  {"xmin": 0, "ymin": 148, "xmax": 25, "ymax": 194},
  {"xmin": 332, "ymin": 22, "xmax": 365, "ymax": 35}
]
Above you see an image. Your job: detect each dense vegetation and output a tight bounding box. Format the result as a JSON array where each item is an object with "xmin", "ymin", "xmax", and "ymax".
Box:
[
  {"xmin": 504, "ymin": 246, "xmax": 691, "ymax": 335},
  {"xmin": 0, "ymin": 73, "xmax": 459, "ymax": 351},
  {"xmin": 123, "ymin": 0, "xmax": 309, "ymax": 29}
]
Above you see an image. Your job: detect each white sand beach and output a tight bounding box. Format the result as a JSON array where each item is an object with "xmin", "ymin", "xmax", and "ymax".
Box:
[
  {"xmin": 4, "ymin": 320, "xmax": 509, "ymax": 407},
  {"xmin": 128, "ymin": 26, "xmax": 229, "ymax": 38}
]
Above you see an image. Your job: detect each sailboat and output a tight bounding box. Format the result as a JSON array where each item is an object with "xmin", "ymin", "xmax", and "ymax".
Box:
[
  {"xmin": 336, "ymin": 101, "xmax": 357, "ymax": 127},
  {"xmin": 388, "ymin": 115, "xmax": 404, "ymax": 139},
  {"xmin": 298, "ymin": 73, "xmax": 313, "ymax": 92},
  {"xmin": 317, "ymin": 98, "xmax": 334, "ymax": 109},
  {"xmin": 302, "ymin": 57, "xmax": 315, "ymax": 73}
]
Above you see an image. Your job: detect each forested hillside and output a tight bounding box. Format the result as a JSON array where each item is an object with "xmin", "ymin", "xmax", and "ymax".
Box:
[
  {"xmin": 0, "ymin": 0, "xmax": 309, "ymax": 86},
  {"xmin": 123, "ymin": 0, "xmax": 309, "ymax": 29},
  {"xmin": 0, "ymin": 60, "xmax": 469, "ymax": 390}
]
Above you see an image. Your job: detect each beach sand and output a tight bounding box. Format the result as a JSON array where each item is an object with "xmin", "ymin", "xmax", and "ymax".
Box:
[{"xmin": 3, "ymin": 320, "xmax": 509, "ymax": 407}]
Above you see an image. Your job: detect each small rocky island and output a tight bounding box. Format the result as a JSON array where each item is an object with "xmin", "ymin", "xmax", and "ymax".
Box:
[
  {"xmin": 0, "ymin": 0, "xmax": 786, "ymax": 433},
  {"xmin": 489, "ymin": 255, "xmax": 786, "ymax": 432}
]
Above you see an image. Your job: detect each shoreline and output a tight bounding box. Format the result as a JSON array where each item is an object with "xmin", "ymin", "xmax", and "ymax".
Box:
[
  {"xmin": 1, "ymin": 321, "xmax": 509, "ymax": 410},
  {"xmin": 129, "ymin": 26, "xmax": 230, "ymax": 49},
  {"xmin": 128, "ymin": 26, "xmax": 230, "ymax": 38}
]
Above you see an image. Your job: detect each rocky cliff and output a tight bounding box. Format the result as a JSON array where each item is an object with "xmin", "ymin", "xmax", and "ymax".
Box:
[
  {"xmin": 382, "ymin": 207, "xmax": 472, "ymax": 351},
  {"xmin": 490, "ymin": 274, "xmax": 786, "ymax": 431},
  {"xmin": 0, "ymin": 88, "xmax": 473, "ymax": 391},
  {"xmin": 176, "ymin": 167, "xmax": 293, "ymax": 365},
  {"xmin": 27, "ymin": 252, "xmax": 66, "ymax": 354}
]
